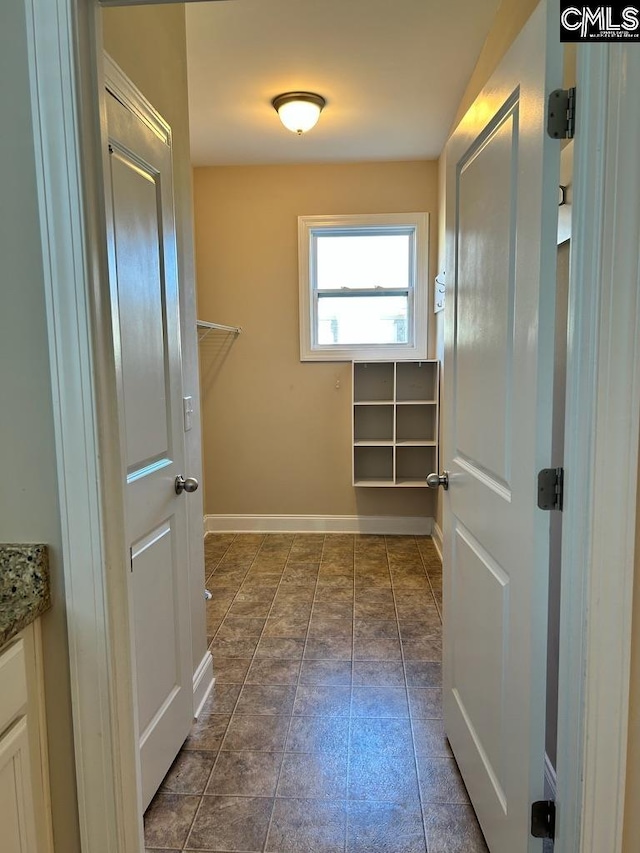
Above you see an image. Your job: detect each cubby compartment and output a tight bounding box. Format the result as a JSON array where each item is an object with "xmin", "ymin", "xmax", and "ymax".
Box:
[
  {"xmin": 395, "ymin": 446, "xmax": 435, "ymax": 486},
  {"xmin": 353, "ymin": 446, "xmax": 394, "ymax": 486},
  {"xmin": 352, "ymin": 360, "xmax": 439, "ymax": 487},
  {"xmin": 396, "ymin": 404, "xmax": 437, "ymax": 445},
  {"xmin": 354, "ymin": 405, "xmax": 394, "ymax": 444},
  {"xmin": 396, "ymin": 361, "xmax": 438, "ymax": 402},
  {"xmin": 353, "ymin": 362, "xmax": 394, "ymax": 402}
]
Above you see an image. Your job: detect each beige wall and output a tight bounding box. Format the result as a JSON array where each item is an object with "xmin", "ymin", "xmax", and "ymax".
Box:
[
  {"xmin": 0, "ymin": 2, "xmax": 80, "ymax": 850},
  {"xmin": 194, "ymin": 161, "xmax": 438, "ymax": 520},
  {"xmin": 102, "ymin": 3, "xmax": 208, "ymax": 676},
  {"xmin": 451, "ymin": 0, "xmax": 539, "ymax": 130},
  {"xmin": 451, "ymin": 0, "xmax": 576, "ymax": 130}
]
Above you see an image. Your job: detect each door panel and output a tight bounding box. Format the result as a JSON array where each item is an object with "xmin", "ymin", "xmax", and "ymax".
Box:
[
  {"xmin": 456, "ymin": 104, "xmax": 516, "ymax": 489},
  {"xmin": 110, "ymin": 151, "xmax": 169, "ymax": 472},
  {"xmin": 106, "ymin": 85, "xmax": 193, "ymax": 812},
  {"xmin": 443, "ymin": 2, "xmax": 561, "ymax": 850},
  {"xmin": 451, "ymin": 523, "xmax": 509, "ymax": 809},
  {"xmin": 131, "ymin": 523, "xmax": 178, "ymax": 736}
]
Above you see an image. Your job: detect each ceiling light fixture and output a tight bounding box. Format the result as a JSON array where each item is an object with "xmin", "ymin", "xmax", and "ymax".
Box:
[{"xmin": 272, "ymin": 92, "xmax": 326, "ymax": 135}]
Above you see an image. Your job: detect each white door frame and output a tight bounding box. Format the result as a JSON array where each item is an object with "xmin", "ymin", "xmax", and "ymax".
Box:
[
  {"xmin": 24, "ymin": 0, "xmax": 144, "ymax": 849},
  {"xmin": 555, "ymin": 43, "xmax": 640, "ymax": 853},
  {"xmin": 22, "ymin": 0, "xmax": 640, "ymax": 851}
]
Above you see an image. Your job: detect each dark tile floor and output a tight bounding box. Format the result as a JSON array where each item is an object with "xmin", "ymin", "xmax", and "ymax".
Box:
[{"xmin": 144, "ymin": 533, "xmax": 488, "ymax": 853}]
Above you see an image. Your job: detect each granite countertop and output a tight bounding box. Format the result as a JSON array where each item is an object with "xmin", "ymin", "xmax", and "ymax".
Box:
[{"xmin": 0, "ymin": 544, "xmax": 51, "ymax": 647}]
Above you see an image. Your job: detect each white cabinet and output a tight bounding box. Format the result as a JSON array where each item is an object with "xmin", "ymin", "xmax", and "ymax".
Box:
[
  {"xmin": 0, "ymin": 626, "xmax": 53, "ymax": 853},
  {"xmin": 352, "ymin": 360, "xmax": 439, "ymax": 487},
  {"xmin": 0, "ymin": 717, "xmax": 36, "ymax": 852}
]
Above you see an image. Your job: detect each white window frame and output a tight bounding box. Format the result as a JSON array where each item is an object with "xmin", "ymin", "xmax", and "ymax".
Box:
[{"xmin": 298, "ymin": 213, "xmax": 429, "ymax": 361}]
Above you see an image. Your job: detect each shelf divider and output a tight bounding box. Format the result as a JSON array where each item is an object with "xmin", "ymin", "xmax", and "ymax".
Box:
[{"xmin": 352, "ymin": 360, "xmax": 439, "ymax": 488}]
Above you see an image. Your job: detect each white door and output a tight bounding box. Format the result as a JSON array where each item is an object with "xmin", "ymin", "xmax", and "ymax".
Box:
[
  {"xmin": 441, "ymin": 2, "xmax": 561, "ymax": 851},
  {"xmin": 105, "ymin": 78, "xmax": 194, "ymax": 811}
]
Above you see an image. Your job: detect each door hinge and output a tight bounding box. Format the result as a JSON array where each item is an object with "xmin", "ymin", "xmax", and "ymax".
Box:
[
  {"xmin": 531, "ymin": 800, "xmax": 556, "ymax": 840},
  {"xmin": 538, "ymin": 467, "xmax": 564, "ymax": 511},
  {"xmin": 547, "ymin": 87, "xmax": 576, "ymax": 139},
  {"xmin": 129, "ymin": 546, "xmax": 133, "ymax": 572}
]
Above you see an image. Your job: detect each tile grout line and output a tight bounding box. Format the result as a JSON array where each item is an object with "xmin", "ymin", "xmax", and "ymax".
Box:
[
  {"xmin": 418, "ymin": 539, "xmax": 443, "ymax": 623},
  {"xmin": 231, "ymin": 533, "xmax": 298, "ymax": 853},
  {"xmin": 210, "ymin": 532, "xmax": 270, "ymax": 687},
  {"xmin": 152, "ymin": 534, "xmax": 449, "ymax": 853},
  {"xmin": 203, "ymin": 532, "xmax": 237, "ymax": 597},
  {"xmin": 260, "ymin": 533, "xmax": 325, "ymax": 853},
  {"xmin": 185, "ymin": 533, "xmax": 276, "ymax": 851},
  {"xmin": 386, "ymin": 534, "xmax": 431, "ymax": 853},
  {"xmin": 207, "ymin": 533, "xmax": 256, "ymax": 647},
  {"xmin": 210, "ymin": 532, "xmax": 291, "ymax": 665},
  {"xmin": 344, "ymin": 534, "xmax": 356, "ymax": 853},
  {"xmin": 177, "ymin": 532, "xmax": 239, "ymax": 852},
  {"xmin": 182, "ymin": 533, "xmax": 265, "ymax": 851},
  {"xmin": 417, "ymin": 535, "xmax": 445, "ymax": 852}
]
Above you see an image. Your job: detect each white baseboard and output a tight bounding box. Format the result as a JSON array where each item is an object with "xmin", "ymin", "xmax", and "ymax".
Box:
[
  {"xmin": 204, "ymin": 514, "xmax": 433, "ymax": 536},
  {"xmin": 192, "ymin": 650, "xmax": 214, "ymax": 719},
  {"xmin": 432, "ymin": 521, "xmax": 443, "ymax": 562},
  {"xmin": 544, "ymin": 752, "xmax": 557, "ymax": 799}
]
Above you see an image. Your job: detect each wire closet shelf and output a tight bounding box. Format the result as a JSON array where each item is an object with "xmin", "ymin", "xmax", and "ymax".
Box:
[{"xmin": 196, "ymin": 319, "xmax": 242, "ymax": 341}]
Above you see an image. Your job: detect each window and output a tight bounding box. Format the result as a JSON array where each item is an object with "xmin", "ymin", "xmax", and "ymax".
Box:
[{"xmin": 298, "ymin": 213, "xmax": 429, "ymax": 361}]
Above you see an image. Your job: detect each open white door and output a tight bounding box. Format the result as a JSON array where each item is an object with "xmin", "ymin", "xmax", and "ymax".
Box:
[
  {"xmin": 441, "ymin": 2, "xmax": 561, "ymax": 851},
  {"xmin": 104, "ymin": 65, "xmax": 195, "ymax": 811}
]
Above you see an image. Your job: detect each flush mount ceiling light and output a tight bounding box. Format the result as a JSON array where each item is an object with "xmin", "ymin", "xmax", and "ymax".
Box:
[{"xmin": 272, "ymin": 92, "xmax": 326, "ymax": 135}]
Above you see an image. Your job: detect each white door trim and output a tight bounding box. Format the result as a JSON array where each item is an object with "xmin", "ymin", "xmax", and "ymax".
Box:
[
  {"xmin": 555, "ymin": 43, "xmax": 640, "ymax": 853},
  {"xmin": 103, "ymin": 53, "xmax": 172, "ymax": 144},
  {"xmin": 24, "ymin": 0, "xmax": 143, "ymax": 850},
  {"xmin": 22, "ymin": 0, "xmax": 640, "ymax": 851}
]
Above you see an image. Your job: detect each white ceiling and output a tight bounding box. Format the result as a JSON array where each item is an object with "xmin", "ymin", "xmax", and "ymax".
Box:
[{"xmin": 186, "ymin": 0, "xmax": 500, "ymax": 166}]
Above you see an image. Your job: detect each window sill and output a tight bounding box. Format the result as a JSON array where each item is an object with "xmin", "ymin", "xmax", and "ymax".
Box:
[{"xmin": 300, "ymin": 343, "xmax": 428, "ymax": 362}]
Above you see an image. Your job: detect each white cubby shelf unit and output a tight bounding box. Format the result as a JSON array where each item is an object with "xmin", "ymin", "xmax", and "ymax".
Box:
[{"xmin": 352, "ymin": 360, "xmax": 440, "ymax": 487}]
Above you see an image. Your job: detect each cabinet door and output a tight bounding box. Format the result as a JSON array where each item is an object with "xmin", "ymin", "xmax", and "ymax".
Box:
[{"xmin": 0, "ymin": 718, "xmax": 37, "ymax": 853}]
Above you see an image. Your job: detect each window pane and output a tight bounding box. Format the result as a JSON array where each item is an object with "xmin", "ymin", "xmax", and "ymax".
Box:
[
  {"xmin": 316, "ymin": 233, "xmax": 410, "ymax": 290},
  {"xmin": 317, "ymin": 295, "xmax": 409, "ymax": 345}
]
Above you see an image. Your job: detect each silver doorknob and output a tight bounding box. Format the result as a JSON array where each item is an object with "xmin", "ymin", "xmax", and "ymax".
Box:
[
  {"xmin": 427, "ymin": 471, "xmax": 449, "ymax": 490},
  {"xmin": 175, "ymin": 475, "xmax": 199, "ymax": 495}
]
